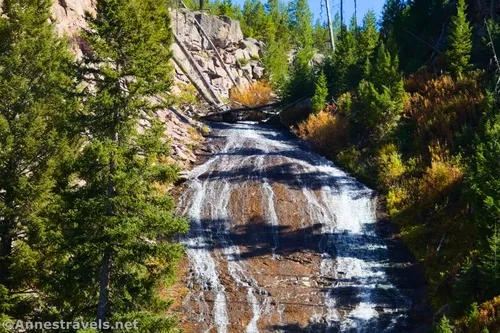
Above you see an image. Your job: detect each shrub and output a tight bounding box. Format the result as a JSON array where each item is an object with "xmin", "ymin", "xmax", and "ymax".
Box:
[
  {"xmin": 297, "ymin": 111, "xmax": 348, "ymax": 156},
  {"xmin": 418, "ymin": 147, "xmax": 463, "ymax": 205},
  {"xmin": 352, "ymin": 79, "xmax": 406, "ymax": 142},
  {"xmin": 174, "ymin": 82, "xmax": 199, "ymax": 106},
  {"xmin": 230, "ymin": 81, "xmax": 273, "ymax": 107},
  {"xmin": 337, "ymin": 146, "xmax": 363, "ymax": 174},
  {"xmin": 435, "ymin": 315, "xmax": 453, "ymax": 333},
  {"xmin": 405, "ymin": 71, "xmax": 484, "ymax": 149},
  {"xmin": 375, "ymin": 143, "xmax": 406, "ymax": 187},
  {"xmin": 387, "ymin": 186, "xmax": 410, "ymax": 217},
  {"xmin": 337, "ymin": 92, "xmax": 353, "ymax": 116},
  {"xmin": 237, "ymin": 58, "xmax": 249, "ymax": 67}
]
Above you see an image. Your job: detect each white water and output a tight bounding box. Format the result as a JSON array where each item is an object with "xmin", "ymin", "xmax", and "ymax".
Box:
[{"xmin": 178, "ymin": 122, "xmax": 413, "ymax": 332}]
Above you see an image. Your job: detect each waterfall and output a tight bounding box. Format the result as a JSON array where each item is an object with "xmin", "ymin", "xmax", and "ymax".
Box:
[{"xmin": 177, "ymin": 122, "xmax": 415, "ymax": 332}]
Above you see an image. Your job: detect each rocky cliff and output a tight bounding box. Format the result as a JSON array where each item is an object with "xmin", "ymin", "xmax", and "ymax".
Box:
[
  {"xmin": 171, "ymin": 9, "xmax": 266, "ymax": 103},
  {"xmin": 0, "ymin": 1, "xmax": 265, "ymax": 166}
]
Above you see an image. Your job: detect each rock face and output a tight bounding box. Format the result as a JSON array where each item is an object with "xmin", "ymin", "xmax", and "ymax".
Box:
[
  {"xmin": 0, "ymin": 0, "xmax": 96, "ymax": 57},
  {"xmin": 171, "ymin": 9, "xmax": 266, "ymax": 100},
  {"xmin": 0, "ymin": 2, "xmax": 267, "ymax": 164}
]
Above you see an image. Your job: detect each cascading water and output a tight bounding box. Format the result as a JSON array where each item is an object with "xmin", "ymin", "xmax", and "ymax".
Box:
[{"xmin": 177, "ymin": 122, "xmax": 423, "ymax": 332}]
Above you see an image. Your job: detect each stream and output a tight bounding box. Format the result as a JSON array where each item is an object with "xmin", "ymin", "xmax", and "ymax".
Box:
[{"xmin": 176, "ymin": 122, "xmax": 428, "ymax": 332}]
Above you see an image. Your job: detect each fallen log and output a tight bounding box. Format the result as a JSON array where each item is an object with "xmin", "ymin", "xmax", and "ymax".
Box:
[{"xmin": 200, "ymin": 101, "xmax": 283, "ymax": 119}]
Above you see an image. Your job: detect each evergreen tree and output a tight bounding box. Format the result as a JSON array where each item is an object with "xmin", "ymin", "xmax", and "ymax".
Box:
[
  {"xmin": 352, "ymin": 42, "xmax": 405, "ymax": 142},
  {"xmin": 325, "ymin": 25, "xmax": 357, "ymax": 96},
  {"xmin": 311, "ymin": 71, "xmax": 329, "ymax": 113},
  {"xmin": 288, "ymin": 0, "xmax": 313, "ymax": 50},
  {"xmin": 284, "ymin": 47, "xmax": 314, "ymax": 100},
  {"xmin": 57, "ymin": 0, "xmax": 188, "ymax": 329},
  {"xmin": 0, "ymin": 0, "xmax": 77, "ymax": 321},
  {"xmin": 241, "ymin": 0, "xmax": 267, "ymax": 39},
  {"xmin": 312, "ymin": 19, "xmax": 330, "ymax": 54},
  {"xmin": 435, "ymin": 315, "xmax": 453, "ymax": 333},
  {"xmin": 469, "ymin": 111, "xmax": 500, "ymax": 298},
  {"xmin": 446, "ymin": 0, "xmax": 473, "ymax": 75},
  {"xmin": 262, "ymin": 0, "xmax": 290, "ymax": 92},
  {"xmin": 358, "ymin": 10, "xmax": 379, "ymax": 69}
]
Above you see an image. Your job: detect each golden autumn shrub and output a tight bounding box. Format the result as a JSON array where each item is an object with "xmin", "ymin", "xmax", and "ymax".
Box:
[
  {"xmin": 297, "ymin": 111, "xmax": 348, "ymax": 157},
  {"xmin": 375, "ymin": 143, "xmax": 406, "ymax": 187},
  {"xmin": 404, "ymin": 71, "xmax": 485, "ymax": 148},
  {"xmin": 455, "ymin": 296, "xmax": 500, "ymax": 332},
  {"xmin": 230, "ymin": 81, "xmax": 273, "ymax": 107},
  {"xmin": 418, "ymin": 146, "xmax": 463, "ymax": 205}
]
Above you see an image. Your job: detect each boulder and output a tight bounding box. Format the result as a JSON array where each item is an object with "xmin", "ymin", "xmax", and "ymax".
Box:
[
  {"xmin": 239, "ymin": 38, "xmax": 260, "ymax": 59},
  {"xmin": 220, "ymin": 16, "xmax": 244, "ymax": 44},
  {"xmin": 235, "ymin": 48, "xmax": 250, "ymax": 61},
  {"xmin": 242, "ymin": 64, "xmax": 253, "ymax": 78},
  {"xmin": 193, "ymin": 55, "xmax": 207, "ymax": 70},
  {"xmin": 223, "ymin": 53, "xmax": 236, "ymax": 65},
  {"xmin": 252, "ymin": 65, "xmax": 265, "ymax": 79},
  {"xmin": 195, "ymin": 13, "xmax": 243, "ymax": 49},
  {"xmin": 312, "ymin": 53, "xmax": 325, "ymax": 66}
]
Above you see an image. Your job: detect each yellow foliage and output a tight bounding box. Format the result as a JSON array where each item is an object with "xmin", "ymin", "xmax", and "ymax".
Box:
[
  {"xmin": 376, "ymin": 144, "xmax": 406, "ymax": 187},
  {"xmin": 456, "ymin": 296, "xmax": 500, "ymax": 332},
  {"xmin": 230, "ymin": 81, "xmax": 273, "ymax": 107},
  {"xmin": 387, "ymin": 186, "xmax": 409, "ymax": 217},
  {"xmin": 404, "ymin": 71, "xmax": 484, "ymax": 147},
  {"xmin": 297, "ymin": 111, "xmax": 348, "ymax": 157},
  {"xmin": 337, "ymin": 92, "xmax": 352, "ymax": 115},
  {"xmin": 175, "ymin": 82, "xmax": 199, "ymax": 106},
  {"xmin": 418, "ymin": 147, "xmax": 463, "ymax": 204}
]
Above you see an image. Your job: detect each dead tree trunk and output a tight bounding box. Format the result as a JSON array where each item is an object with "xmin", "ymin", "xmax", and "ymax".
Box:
[{"xmin": 325, "ymin": 0, "xmax": 335, "ymax": 52}]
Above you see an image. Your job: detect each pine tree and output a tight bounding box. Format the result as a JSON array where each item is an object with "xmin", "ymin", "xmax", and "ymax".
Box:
[
  {"xmin": 446, "ymin": 0, "xmax": 472, "ymax": 75},
  {"xmin": 435, "ymin": 315, "xmax": 453, "ymax": 333},
  {"xmin": 468, "ymin": 111, "xmax": 500, "ymax": 298},
  {"xmin": 262, "ymin": 0, "xmax": 290, "ymax": 92},
  {"xmin": 241, "ymin": 0, "xmax": 267, "ymax": 39},
  {"xmin": 325, "ymin": 25, "xmax": 357, "ymax": 96},
  {"xmin": 58, "ymin": 0, "xmax": 188, "ymax": 329},
  {"xmin": 288, "ymin": 0, "xmax": 313, "ymax": 50},
  {"xmin": 352, "ymin": 42, "xmax": 405, "ymax": 142},
  {"xmin": 0, "ymin": 0, "xmax": 77, "ymax": 321},
  {"xmin": 312, "ymin": 19, "xmax": 330, "ymax": 54},
  {"xmin": 311, "ymin": 71, "xmax": 329, "ymax": 113},
  {"xmin": 358, "ymin": 10, "xmax": 379, "ymax": 68}
]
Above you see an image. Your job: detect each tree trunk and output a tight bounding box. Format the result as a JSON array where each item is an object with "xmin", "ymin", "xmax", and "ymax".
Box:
[
  {"xmin": 325, "ymin": 0, "xmax": 335, "ymax": 52},
  {"xmin": 96, "ymin": 248, "xmax": 112, "ymax": 323},
  {"xmin": 96, "ymin": 103, "xmax": 119, "ymax": 323},
  {"xmin": 354, "ymin": 0, "xmax": 357, "ymax": 28},
  {"xmin": 0, "ymin": 213, "xmax": 13, "ymax": 288},
  {"xmin": 0, "ymin": 165, "xmax": 15, "ymax": 288},
  {"xmin": 340, "ymin": 0, "xmax": 343, "ymax": 26}
]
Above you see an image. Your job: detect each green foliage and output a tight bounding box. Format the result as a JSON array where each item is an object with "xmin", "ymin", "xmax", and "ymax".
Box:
[
  {"xmin": 325, "ymin": 26, "xmax": 358, "ymax": 97},
  {"xmin": 468, "ymin": 110, "xmax": 500, "ymax": 299},
  {"xmin": 435, "ymin": 316, "xmax": 453, "ymax": 333},
  {"xmin": 283, "ymin": 47, "xmax": 314, "ymax": 100},
  {"xmin": 262, "ymin": 0, "xmax": 290, "ymax": 92},
  {"xmin": 358, "ymin": 10, "xmax": 379, "ymax": 72},
  {"xmin": 211, "ymin": 0, "xmax": 241, "ymax": 18},
  {"xmin": 241, "ymin": 0, "xmax": 267, "ymax": 39},
  {"xmin": 288, "ymin": 0, "xmax": 313, "ymax": 50},
  {"xmin": 375, "ymin": 144, "xmax": 406, "ymax": 187},
  {"xmin": 351, "ymin": 43, "xmax": 406, "ymax": 142},
  {"xmin": 312, "ymin": 19, "xmax": 331, "ymax": 54},
  {"xmin": 0, "ymin": 0, "xmax": 77, "ymax": 321},
  {"xmin": 54, "ymin": 0, "xmax": 188, "ymax": 329},
  {"xmin": 311, "ymin": 71, "xmax": 328, "ymax": 113},
  {"xmin": 446, "ymin": 0, "xmax": 473, "ymax": 75}
]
